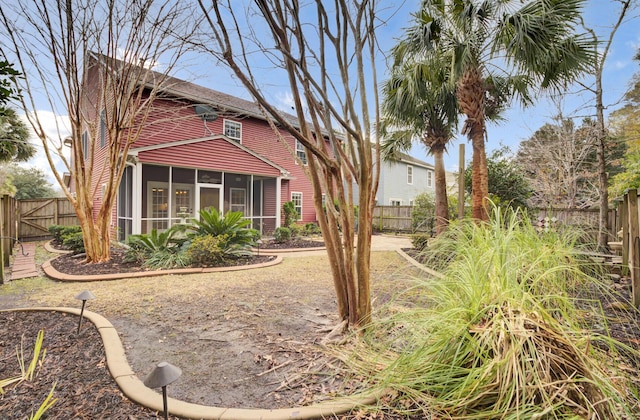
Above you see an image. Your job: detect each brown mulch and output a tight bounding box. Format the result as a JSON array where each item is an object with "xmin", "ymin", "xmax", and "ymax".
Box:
[
  {"xmin": 0, "ymin": 310, "xmax": 174, "ymax": 419},
  {"xmin": 48, "ymin": 237, "xmax": 321, "ymax": 277},
  {"xmin": 49, "ymin": 248, "xmax": 276, "ymax": 277},
  {"xmin": 260, "ymin": 238, "xmax": 325, "ymax": 250}
]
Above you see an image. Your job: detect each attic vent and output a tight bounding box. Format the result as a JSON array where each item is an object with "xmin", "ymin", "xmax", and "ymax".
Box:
[{"xmin": 194, "ymin": 104, "xmax": 219, "ymax": 122}]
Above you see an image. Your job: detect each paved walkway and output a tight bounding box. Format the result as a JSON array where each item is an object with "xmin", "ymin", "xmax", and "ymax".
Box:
[{"xmin": 8, "ymin": 242, "xmax": 38, "ymax": 280}]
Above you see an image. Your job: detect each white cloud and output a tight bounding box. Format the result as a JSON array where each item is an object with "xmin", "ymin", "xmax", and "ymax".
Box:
[
  {"xmin": 612, "ymin": 60, "xmax": 629, "ymax": 70},
  {"xmin": 19, "ymin": 111, "xmax": 71, "ymax": 187}
]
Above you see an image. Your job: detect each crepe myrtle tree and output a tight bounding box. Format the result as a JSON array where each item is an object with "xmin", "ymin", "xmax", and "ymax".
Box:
[
  {"xmin": 197, "ymin": 0, "xmax": 382, "ymax": 330},
  {"xmin": 0, "ymin": 0, "xmax": 197, "ymax": 262}
]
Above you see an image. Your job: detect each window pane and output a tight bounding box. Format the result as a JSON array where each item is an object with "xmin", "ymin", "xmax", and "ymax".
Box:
[
  {"xmin": 296, "ymin": 140, "xmax": 307, "ymax": 164},
  {"xmin": 224, "ymin": 120, "xmax": 242, "ymax": 142},
  {"xmin": 291, "ymin": 192, "xmax": 302, "ymax": 216}
]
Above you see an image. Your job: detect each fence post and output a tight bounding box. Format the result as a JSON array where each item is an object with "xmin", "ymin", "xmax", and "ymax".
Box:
[
  {"xmin": 1, "ymin": 194, "xmax": 10, "ymax": 267},
  {"xmin": 627, "ymin": 189, "xmax": 640, "ymax": 307},
  {"xmin": 622, "ymin": 194, "xmax": 629, "ymax": 269},
  {"xmin": 0, "ymin": 195, "xmax": 4, "ymax": 284}
]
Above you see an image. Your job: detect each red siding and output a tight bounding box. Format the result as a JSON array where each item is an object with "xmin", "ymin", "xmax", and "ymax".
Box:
[
  {"xmin": 138, "ymin": 138, "xmax": 282, "ymax": 177},
  {"xmin": 84, "ymin": 60, "xmax": 330, "ymax": 226}
]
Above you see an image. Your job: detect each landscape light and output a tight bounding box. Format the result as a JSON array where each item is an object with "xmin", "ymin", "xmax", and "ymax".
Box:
[
  {"xmin": 74, "ymin": 290, "xmax": 96, "ymax": 334},
  {"xmin": 144, "ymin": 361, "xmax": 182, "ymax": 420}
]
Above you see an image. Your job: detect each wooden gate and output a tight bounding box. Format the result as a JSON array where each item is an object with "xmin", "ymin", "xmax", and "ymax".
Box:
[{"xmin": 18, "ymin": 198, "xmax": 78, "ymax": 241}]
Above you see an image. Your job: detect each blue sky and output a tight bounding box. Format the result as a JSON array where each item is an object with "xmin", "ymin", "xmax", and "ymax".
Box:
[
  {"xmin": 410, "ymin": 0, "xmax": 640, "ymax": 171},
  {"xmin": 174, "ymin": 0, "xmax": 640, "ymax": 171},
  {"xmin": 20, "ymin": 0, "xmax": 640, "ymax": 182}
]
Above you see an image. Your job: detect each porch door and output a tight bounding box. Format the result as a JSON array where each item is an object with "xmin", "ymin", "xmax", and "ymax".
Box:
[{"xmin": 199, "ymin": 186, "xmax": 222, "ymax": 213}]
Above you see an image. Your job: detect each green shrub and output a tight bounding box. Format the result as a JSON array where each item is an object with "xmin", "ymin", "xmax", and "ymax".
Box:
[
  {"xmin": 144, "ymin": 247, "xmax": 190, "ymax": 270},
  {"xmin": 48, "ymin": 224, "xmax": 82, "ymax": 243},
  {"xmin": 186, "ymin": 234, "xmax": 228, "ymax": 266},
  {"xmin": 124, "ymin": 226, "xmax": 188, "ymax": 268},
  {"xmin": 283, "ymin": 201, "xmax": 299, "ymax": 228},
  {"xmin": 411, "ymin": 233, "xmax": 430, "ymax": 252},
  {"xmin": 188, "ymin": 208, "xmax": 257, "ymax": 251},
  {"xmin": 273, "ymin": 227, "xmax": 291, "ymax": 243},
  {"xmin": 303, "ymin": 222, "xmax": 322, "ymax": 236},
  {"xmin": 289, "ymin": 223, "xmax": 303, "ymax": 238},
  {"xmin": 61, "ymin": 231, "xmax": 85, "ymax": 254},
  {"xmin": 48, "ymin": 225, "xmax": 65, "ymax": 242},
  {"xmin": 411, "ymin": 192, "xmax": 435, "ymax": 233}
]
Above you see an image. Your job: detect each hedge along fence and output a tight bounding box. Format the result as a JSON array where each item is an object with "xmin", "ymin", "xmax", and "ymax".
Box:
[{"xmin": 1, "ymin": 194, "xmax": 18, "ymax": 284}]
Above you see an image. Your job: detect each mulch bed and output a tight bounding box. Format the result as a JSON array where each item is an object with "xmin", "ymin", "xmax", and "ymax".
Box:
[
  {"xmin": 47, "ymin": 238, "xmax": 322, "ymax": 277},
  {"xmin": 260, "ymin": 238, "xmax": 325, "ymax": 250},
  {"xmin": 0, "ymin": 311, "xmax": 173, "ymax": 419},
  {"xmin": 49, "ymin": 248, "xmax": 276, "ymax": 276}
]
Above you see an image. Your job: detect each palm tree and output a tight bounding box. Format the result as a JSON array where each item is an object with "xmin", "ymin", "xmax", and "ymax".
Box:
[
  {"xmin": 394, "ymin": 0, "xmax": 592, "ymax": 221},
  {"xmin": 380, "ymin": 57, "xmax": 458, "ymax": 235}
]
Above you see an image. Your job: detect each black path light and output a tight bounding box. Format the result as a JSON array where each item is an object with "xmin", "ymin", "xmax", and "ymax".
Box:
[
  {"xmin": 144, "ymin": 361, "xmax": 182, "ymax": 420},
  {"xmin": 74, "ymin": 290, "xmax": 96, "ymax": 334}
]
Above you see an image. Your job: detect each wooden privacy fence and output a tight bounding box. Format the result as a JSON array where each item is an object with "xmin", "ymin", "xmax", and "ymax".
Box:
[
  {"xmin": 372, "ymin": 205, "xmax": 613, "ymax": 236},
  {"xmin": 617, "ymin": 189, "xmax": 640, "ymax": 308},
  {"xmin": 372, "ymin": 206, "xmax": 415, "ymax": 232},
  {"xmin": 0, "ymin": 194, "xmax": 18, "ymax": 284},
  {"xmin": 18, "ymin": 197, "xmax": 78, "ymax": 241}
]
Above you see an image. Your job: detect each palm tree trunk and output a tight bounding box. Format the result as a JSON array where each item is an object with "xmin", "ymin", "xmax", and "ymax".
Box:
[
  {"xmin": 433, "ymin": 147, "xmax": 449, "ymax": 235},
  {"xmin": 457, "ymin": 67, "xmax": 488, "ymax": 222}
]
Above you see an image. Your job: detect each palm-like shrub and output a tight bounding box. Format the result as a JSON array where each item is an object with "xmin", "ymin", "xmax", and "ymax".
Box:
[
  {"xmin": 340, "ymin": 206, "xmax": 639, "ymax": 418},
  {"xmin": 188, "ymin": 208, "xmax": 257, "ymax": 256},
  {"xmin": 125, "ymin": 226, "xmax": 189, "ymax": 269}
]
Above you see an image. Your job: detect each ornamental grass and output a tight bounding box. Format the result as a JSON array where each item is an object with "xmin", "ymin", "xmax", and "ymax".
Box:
[{"xmin": 339, "ymin": 206, "xmax": 639, "ymax": 419}]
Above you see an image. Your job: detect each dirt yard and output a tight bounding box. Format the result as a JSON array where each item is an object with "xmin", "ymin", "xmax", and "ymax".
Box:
[{"xmin": 1, "ymin": 244, "xmax": 419, "ymax": 412}]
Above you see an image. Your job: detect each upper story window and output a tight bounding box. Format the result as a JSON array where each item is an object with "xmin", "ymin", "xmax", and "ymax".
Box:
[
  {"xmin": 81, "ymin": 131, "xmax": 89, "ymax": 160},
  {"xmin": 296, "ymin": 140, "xmax": 307, "ymax": 164},
  {"xmin": 224, "ymin": 120, "xmax": 242, "ymax": 143},
  {"xmin": 100, "ymin": 109, "xmax": 107, "ymax": 148},
  {"xmin": 407, "ymin": 165, "xmax": 413, "ymax": 185},
  {"xmin": 390, "ymin": 199, "xmax": 401, "ymax": 206},
  {"xmin": 427, "ymin": 170, "xmax": 433, "ymax": 188}
]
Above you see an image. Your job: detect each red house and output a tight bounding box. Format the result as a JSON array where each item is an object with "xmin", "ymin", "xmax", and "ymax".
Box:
[{"xmin": 80, "ymin": 57, "xmax": 318, "ymax": 240}]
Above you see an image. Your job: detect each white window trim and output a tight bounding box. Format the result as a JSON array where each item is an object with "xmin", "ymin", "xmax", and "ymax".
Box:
[
  {"xmin": 427, "ymin": 170, "xmax": 433, "ymax": 188},
  {"xmin": 230, "ymin": 187, "xmax": 247, "ymax": 214},
  {"xmin": 147, "ymin": 181, "xmax": 195, "ymax": 222},
  {"xmin": 224, "ymin": 119, "xmax": 242, "ymax": 143},
  {"xmin": 390, "ymin": 198, "xmax": 402, "ymax": 206},
  {"xmin": 407, "ymin": 165, "xmax": 414, "ymax": 185},
  {"xmin": 291, "ymin": 191, "xmax": 303, "ymax": 217},
  {"xmin": 295, "ymin": 140, "xmax": 307, "ymax": 165}
]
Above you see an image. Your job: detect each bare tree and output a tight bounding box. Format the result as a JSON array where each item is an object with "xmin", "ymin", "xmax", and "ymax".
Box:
[
  {"xmin": 580, "ymin": 0, "xmax": 634, "ymax": 248},
  {"xmin": 0, "ymin": 0, "xmax": 195, "ymax": 262},
  {"xmin": 517, "ymin": 112, "xmax": 600, "ymax": 209},
  {"xmin": 197, "ymin": 0, "xmax": 381, "ymax": 329}
]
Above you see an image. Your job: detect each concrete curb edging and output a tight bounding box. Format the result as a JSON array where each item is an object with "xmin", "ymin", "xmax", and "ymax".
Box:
[
  {"xmin": 1, "ymin": 307, "xmax": 382, "ymax": 419},
  {"xmin": 41, "ymin": 255, "xmax": 284, "ymax": 282},
  {"xmin": 43, "ymin": 240, "xmax": 73, "ymax": 254}
]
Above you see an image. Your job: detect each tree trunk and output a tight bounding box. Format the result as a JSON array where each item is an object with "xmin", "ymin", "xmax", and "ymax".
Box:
[
  {"xmin": 595, "ymin": 60, "xmax": 610, "ymax": 250},
  {"xmin": 433, "ymin": 147, "xmax": 449, "ymax": 235},
  {"xmin": 457, "ymin": 67, "xmax": 488, "ymax": 222}
]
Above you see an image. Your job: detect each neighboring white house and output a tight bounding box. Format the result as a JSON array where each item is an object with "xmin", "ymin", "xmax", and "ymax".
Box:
[{"xmin": 377, "ymin": 152, "xmax": 436, "ymax": 206}]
